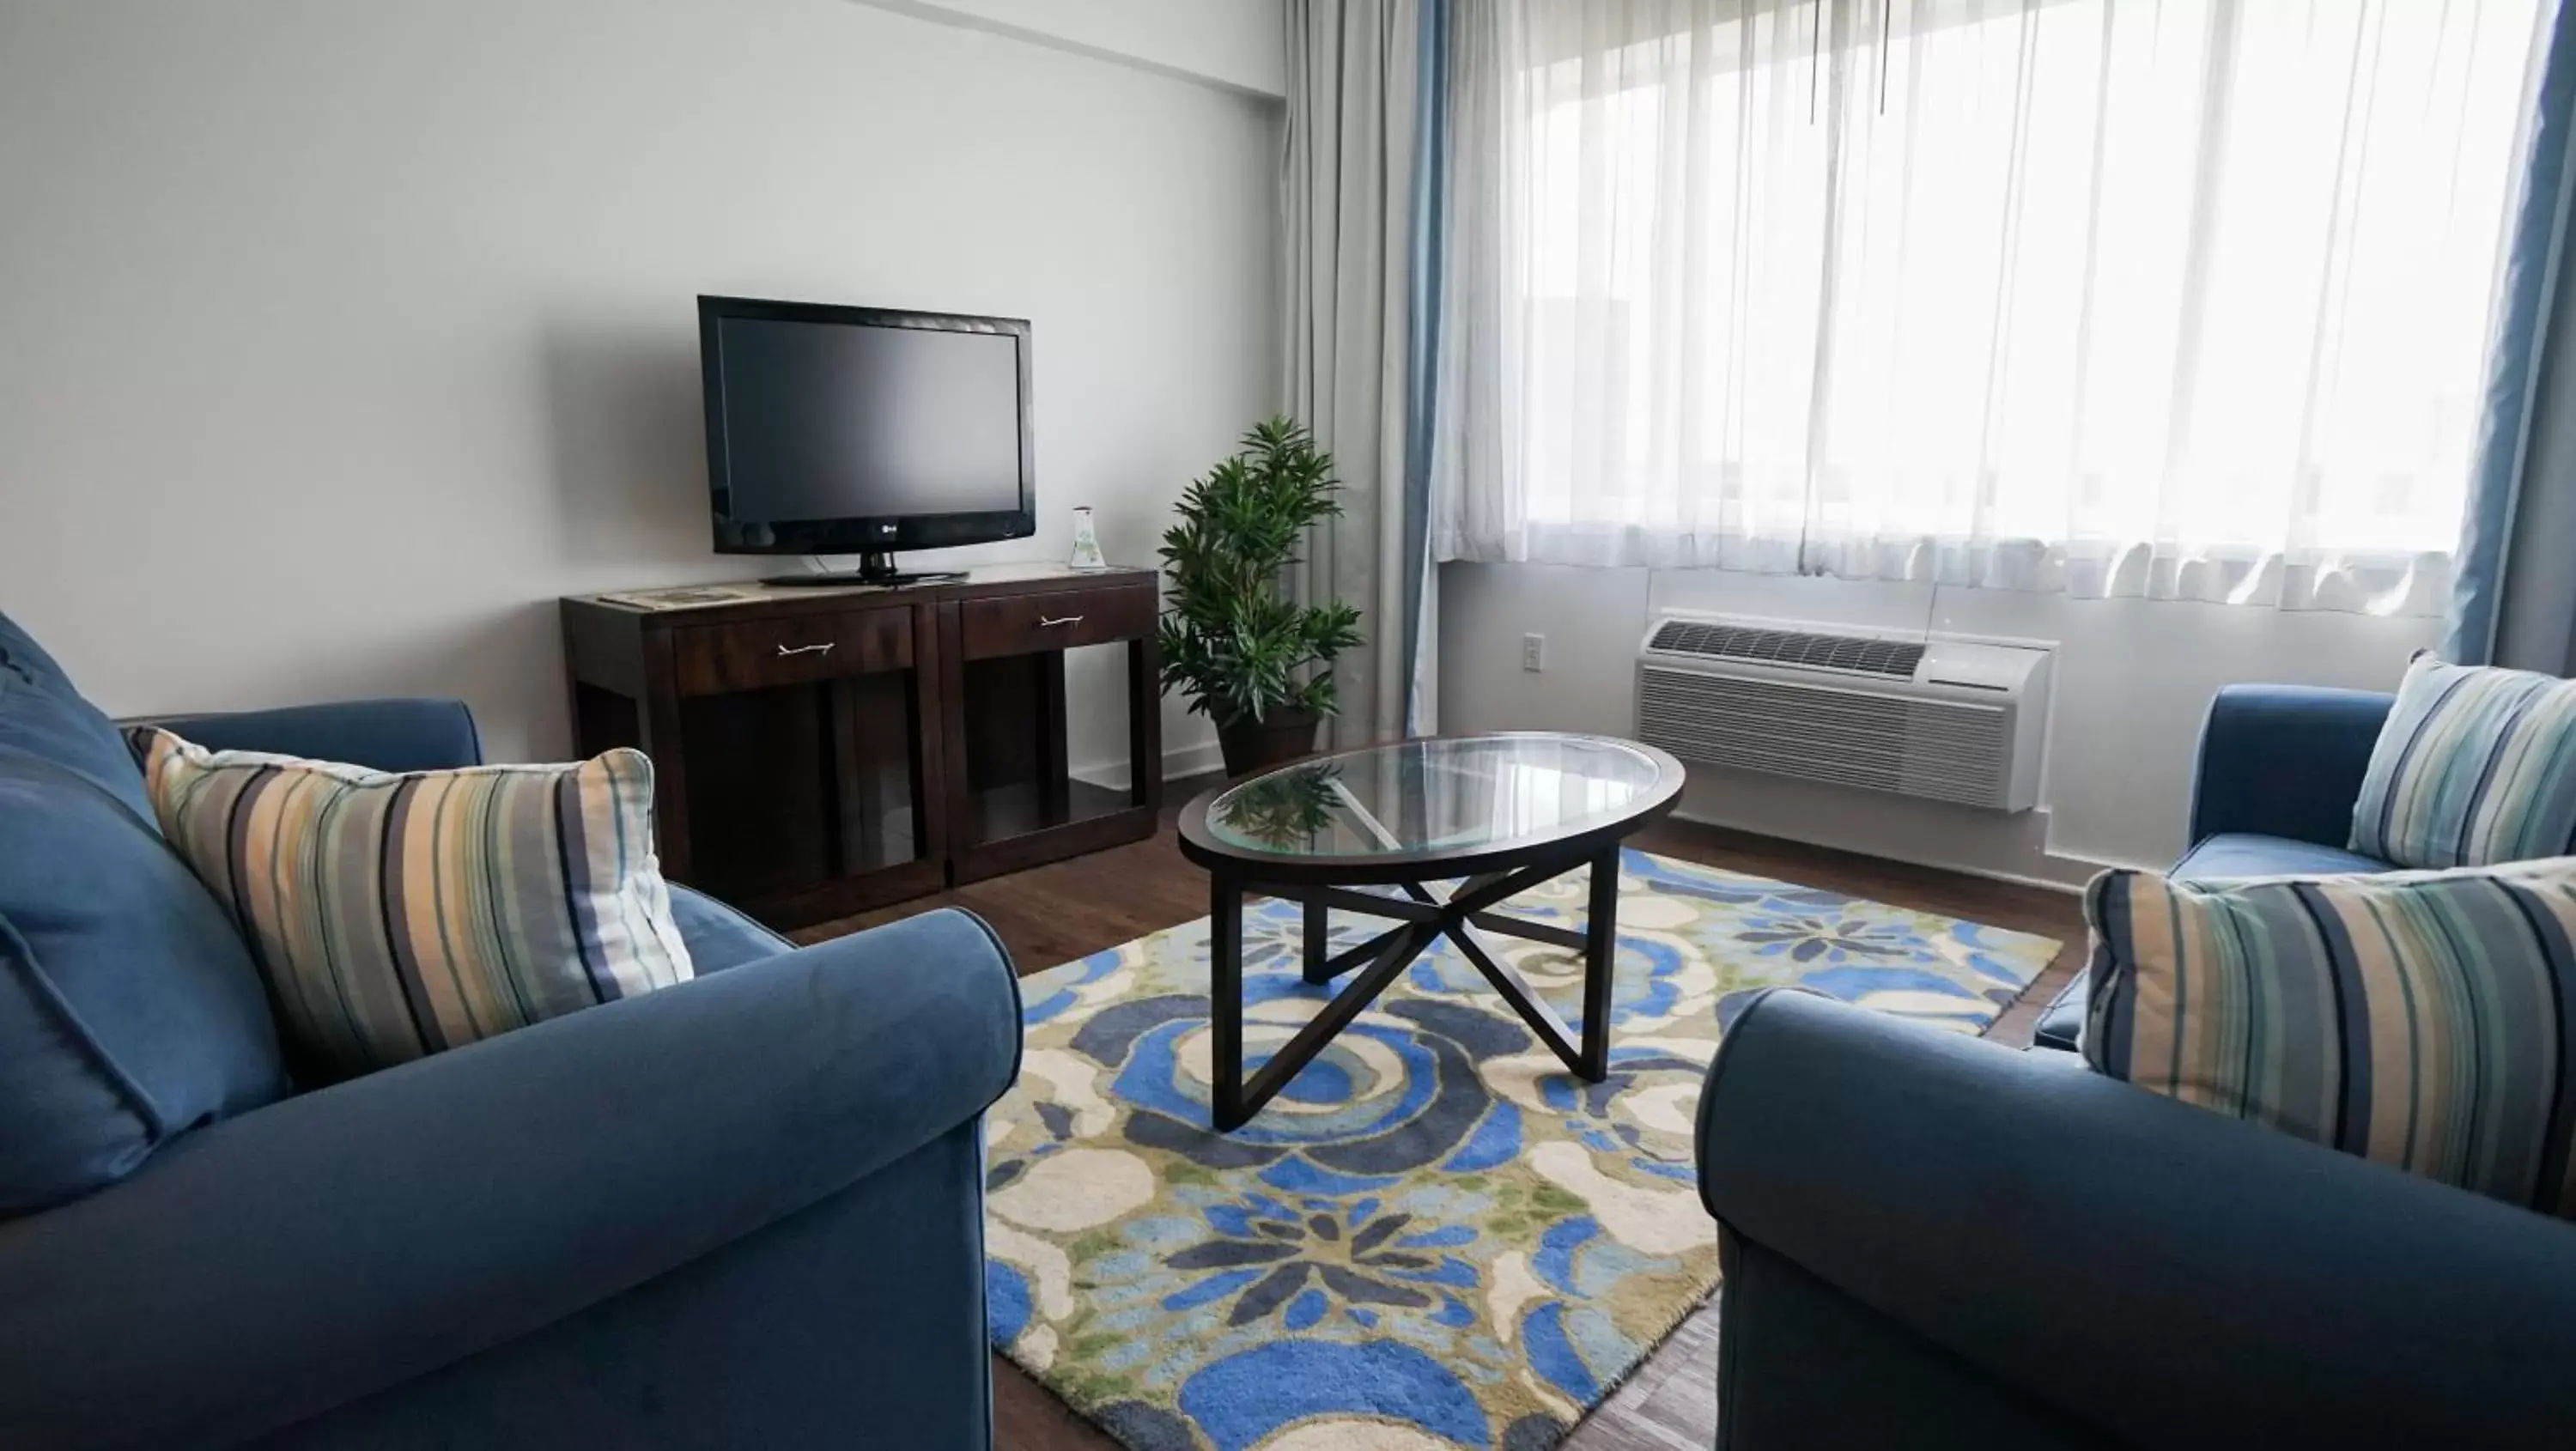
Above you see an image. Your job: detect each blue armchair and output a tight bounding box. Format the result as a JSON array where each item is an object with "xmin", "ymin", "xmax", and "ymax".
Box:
[
  {"xmin": 0, "ymin": 675, "xmax": 1020, "ymax": 1448},
  {"xmin": 1693, "ymin": 684, "xmax": 2576, "ymax": 1448},
  {"xmin": 2030, "ymin": 683, "xmax": 2401, "ymax": 1050}
]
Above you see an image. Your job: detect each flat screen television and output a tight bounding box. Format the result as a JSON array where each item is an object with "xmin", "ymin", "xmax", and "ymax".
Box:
[{"xmin": 699, "ymin": 294, "xmax": 1034, "ymax": 585}]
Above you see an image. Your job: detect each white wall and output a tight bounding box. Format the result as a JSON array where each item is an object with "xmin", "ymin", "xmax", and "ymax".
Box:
[
  {"xmin": 1442, "ymin": 563, "xmax": 2439, "ymax": 883},
  {"xmin": 0, "ymin": 0, "xmax": 1279, "ymax": 774},
  {"xmin": 850, "ymin": 0, "xmax": 1286, "ymax": 97}
]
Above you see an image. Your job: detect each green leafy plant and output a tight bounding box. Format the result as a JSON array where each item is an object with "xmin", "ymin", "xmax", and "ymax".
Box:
[{"xmin": 1157, "ymin": 417, "xmax": 1364, "ymax": 726}]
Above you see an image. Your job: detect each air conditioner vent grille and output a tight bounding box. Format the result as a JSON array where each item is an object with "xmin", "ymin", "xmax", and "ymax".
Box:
[
  {"xmin": 1646, "ymin": 621, "xmax": 1925, "ymax": 678},
  {"xmin": 1637, "ymin": 667, "xmax": 2008, "ymax": 809}
]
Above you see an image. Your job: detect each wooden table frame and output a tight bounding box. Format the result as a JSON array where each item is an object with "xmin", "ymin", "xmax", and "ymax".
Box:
[
  {"xmin": 1206, "ymin": 845, "xmax": 1624, "ymax": 1132},
  {"xmin": 1178, "ymin": 733, "xmax": 1685, "ymax": 1133}
]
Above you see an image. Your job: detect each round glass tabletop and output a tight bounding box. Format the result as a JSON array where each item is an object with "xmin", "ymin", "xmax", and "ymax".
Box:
[{"xmin": 1188, "ymin": 732, "xmax": 1681, "ymax": 869}]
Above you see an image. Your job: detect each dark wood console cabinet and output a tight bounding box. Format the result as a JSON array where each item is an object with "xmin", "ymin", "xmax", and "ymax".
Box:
[{"xmin": 562, "ymin": 565, "xmax": 1161, "ymax": 929}]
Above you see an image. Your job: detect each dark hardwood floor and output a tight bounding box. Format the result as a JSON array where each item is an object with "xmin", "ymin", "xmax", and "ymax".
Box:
[{"xmin": 794, "ymin": 784, "xmax": 2087, "ymax": 1451}]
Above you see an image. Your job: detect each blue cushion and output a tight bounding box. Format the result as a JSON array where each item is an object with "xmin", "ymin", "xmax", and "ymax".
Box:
[
  {"xmin": 669, "ymin": 885, "xmax": 793, "ymax": 974},
  {"xmin": 2032, "ymin": 974, "xmax": 2088, "ymax": 1053},
  {"xmin": 155, "ymin": 699, "xmax": 483, "ymax": 774},
  {"xmin": 0, "ymin": 749, "xmax": 287, "ymax": 1215},
  {"xmin": 2172, "ymin": 833, "xmax": 2390, "ymax": 882},
  {"xmin": 2033, "ymin": 834, "xmax": 2392, "ymax": 1054},
  {"xmin": 0, "ymin": 610, "xmax": 76, "ymax": 689},
  {"xmin": 0, "ymin": 611, "xmax": 154, "ymax": 828}
]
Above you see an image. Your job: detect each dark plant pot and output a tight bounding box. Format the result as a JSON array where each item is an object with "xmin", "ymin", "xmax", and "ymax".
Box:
[{"xmin": 1217, "ymin": 707, "xmax": 1321, "ymax": 778}]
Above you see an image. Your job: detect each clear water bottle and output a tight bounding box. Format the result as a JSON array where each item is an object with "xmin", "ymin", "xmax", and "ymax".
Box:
[{"xmin": 1067, "ymin": 506, "xmax": 1107, "ymax": 571}]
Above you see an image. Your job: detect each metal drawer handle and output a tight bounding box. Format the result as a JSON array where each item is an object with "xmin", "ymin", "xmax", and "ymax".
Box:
[
  {"xmin": 1038, "ymin": 614, "xmax": 1085, "ymax": 628},
  {"xmin": 776, "ymin": 641, "xmax": 837, "ymax": 658}
]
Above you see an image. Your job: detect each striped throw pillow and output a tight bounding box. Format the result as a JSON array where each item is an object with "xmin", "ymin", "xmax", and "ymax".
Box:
[
  {"xmin": 130, "ymin": 729, "xmax": 695, "ymax": 1082},
  {"xmin": 2084, "ymin": 859, "xmax": 2576, "ymax": 1219},
  {"xmin": 2349, "ymin": 653, "xmax": 2576, "ymax": 869}
]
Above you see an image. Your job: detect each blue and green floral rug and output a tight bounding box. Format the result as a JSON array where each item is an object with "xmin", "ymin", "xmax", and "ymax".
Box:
[{"xmin": 982, "ymin": 848, "xmax": 2059, "ymax": 1451}]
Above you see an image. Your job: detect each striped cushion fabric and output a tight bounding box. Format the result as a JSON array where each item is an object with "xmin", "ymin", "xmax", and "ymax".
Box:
[
  {"xmin": 2083, "ymin": 859, "xmax": 2576, "ymax": 1219},
  {"xmin": 2349, "ymin": 653, "xmax": 2576, "ymax": 869},
  {"xmin": 130, "ymin": 729, "xmax": 695, "ymax": 1081}
]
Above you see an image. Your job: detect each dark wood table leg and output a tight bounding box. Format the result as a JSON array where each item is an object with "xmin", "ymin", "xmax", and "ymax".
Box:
[
  {"xmin": 1449, "ymin": 920, "xmax": 1586, "ymax": 1069},
  {"xmin": 1581, "ymin": 844, "xmax": 1620, "ymax": 1078},
  {"xmin": 1225, "ymin": 921, "xmax": 1437, "ymax": 1128},
  {"xmin": 1433, "ymin": 853, "xmax": 1619, "ymax": 1084},
  {"xmin": 1208, "ymin": 898, "xmax": 1439, "ymax": 1131},
  {"xmin": 1302, "ymin": 895, "xmax": 1333, "ymax": 985},
  {"xmin": 1211, "ymin": 873, "xmax": 1247, "ymax": 1131},
  {"xmin": 1206, "ymin": 837, "xmax": 1644, "ymax": 1128}
]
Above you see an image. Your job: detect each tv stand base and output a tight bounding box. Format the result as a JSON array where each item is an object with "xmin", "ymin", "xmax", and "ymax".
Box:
[{"xmin": 762, "ymin": 550, "xmax": 963, "ymax": 589}]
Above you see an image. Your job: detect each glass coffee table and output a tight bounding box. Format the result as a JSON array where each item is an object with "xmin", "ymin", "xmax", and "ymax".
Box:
[{"xmin": 1176, "ymin": 732, "xmax": 1686, "ymax": 1130}]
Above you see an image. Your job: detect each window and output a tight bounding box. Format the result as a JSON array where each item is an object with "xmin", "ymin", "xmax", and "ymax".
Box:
[{"xmin": 1438, "ymin": 0, "xmax": 2546, "ymax": 612}]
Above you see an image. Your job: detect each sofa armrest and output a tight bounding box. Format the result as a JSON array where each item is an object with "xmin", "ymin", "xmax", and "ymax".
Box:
[
  {"xmin": 1696, "ymin": 990, "xmax": 2576, "ymax": 1449},
  {"xmin": 0, "ymin": 908, "xmax": 1020, "ymax": 1451},
  {"xmin": 135, "ymin": 698, "xmax": 485, "ymax": 772},
  {"xmin": 2185, "ymin": 683, "xmax": 2394, "ymax": 849}
]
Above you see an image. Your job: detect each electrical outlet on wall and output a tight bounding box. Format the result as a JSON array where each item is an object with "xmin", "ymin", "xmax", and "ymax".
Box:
[{"xmin": 1522, "ymin": 633, "xmax": 1546, "ymax": 671}]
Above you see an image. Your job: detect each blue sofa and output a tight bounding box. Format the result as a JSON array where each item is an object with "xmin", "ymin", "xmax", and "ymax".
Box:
[
  {"xmin": 1693, "ymin": 684, "xmax": 2576, "ymax": 1448},
  {"xmin": 0, "ymin": 617, "xmax": 1022, "ymax": 1450}
]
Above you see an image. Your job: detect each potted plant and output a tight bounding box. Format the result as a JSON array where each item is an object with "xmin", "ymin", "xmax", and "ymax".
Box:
[{"xmin": 1157, "ymin": 417, "xmax": 1365, "ymax": 777}]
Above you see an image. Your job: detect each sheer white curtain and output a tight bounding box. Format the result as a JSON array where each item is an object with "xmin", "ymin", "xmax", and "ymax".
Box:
[{"xmin": 1431, "ymin": 0, "xmax": 2549, "ymax": 614}]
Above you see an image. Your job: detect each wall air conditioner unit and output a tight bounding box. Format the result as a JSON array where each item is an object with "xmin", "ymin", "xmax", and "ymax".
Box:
[{"xmin": 1635, "ymin": 612, "xmax": 2051, "ymax": 812}]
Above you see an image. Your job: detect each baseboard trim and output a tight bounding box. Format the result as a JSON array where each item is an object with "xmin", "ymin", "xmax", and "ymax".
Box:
[
  {"xmin": 1070, "ymin": 738, "xmax": 1225, "ymax": 793},
  {"xmin": 1664, "ymin": 804, "xmax": 2111, "ymax": 896}
]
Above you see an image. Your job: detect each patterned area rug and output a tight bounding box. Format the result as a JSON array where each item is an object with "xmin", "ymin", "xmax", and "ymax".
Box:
[{"xmin": 982, "ymin": 848, "xmax": 2059, "ymax": 1451}]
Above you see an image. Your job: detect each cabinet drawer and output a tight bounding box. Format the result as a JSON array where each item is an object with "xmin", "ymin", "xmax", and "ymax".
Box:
[
  {"xmin": 959, "ymin": 585, "xmax": 1157, "ymax": 661},
  {"xmin": 671, "ymin": 608, "xmax": 913, "ymax": 695}
]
